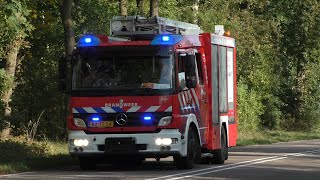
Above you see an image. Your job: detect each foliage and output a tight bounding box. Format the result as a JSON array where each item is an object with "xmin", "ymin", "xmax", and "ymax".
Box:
[
  {"xmin": 0, "ymin": 0, "xmax": 33, "ymax": 130},
  {"xmin": 0, "ymin": 137, "xmax": 74, "ymax": 174},
  {"xmin": 9, "ymin": 0, "xmax": 65, "ymax": 140},
  {"xmin": 237, "ymin": 129, "xmax": 320, "ymax": 146},
  {"xmin": 0, "ymin": 0, "xmax": 319, "ymax": 140},
  {"xmin": 237, "ymin": 81, "xmax": 263, "ymax": 131}
]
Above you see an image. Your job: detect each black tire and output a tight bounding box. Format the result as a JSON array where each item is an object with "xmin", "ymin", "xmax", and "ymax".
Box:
[
  {"xmin": 175, "ymin": 127, "xmax": 200, "ymax": 169},
  {"xmin": 79, "ymin": 157, "xmax": 97, "ymax": 170},
  {"xmin": 212, "ymin": 126, "xmax": 228, "ymax": 164}
]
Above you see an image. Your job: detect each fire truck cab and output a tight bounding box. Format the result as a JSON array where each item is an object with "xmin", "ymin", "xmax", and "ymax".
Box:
[{"xmin": 61, "ymin": 16, "xmax": 238, "ymax": 170}]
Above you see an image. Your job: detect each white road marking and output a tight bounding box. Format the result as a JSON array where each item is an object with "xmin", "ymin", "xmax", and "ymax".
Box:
[
  {"xmin": 145, "ymin": 156, "xmax": 279, "ymax": 180},
  {"xmin": 146, "ymin": 149, "xmax": 320, "ymax": 180}
]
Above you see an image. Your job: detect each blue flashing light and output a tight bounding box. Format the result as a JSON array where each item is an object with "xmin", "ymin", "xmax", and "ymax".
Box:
[
  {"xmin": 92, "ymin": 117, "xmax": 100, "ymax": 121},
  {"xmin": 77, "ymin": 35, "xmax": 100, "ymax": 47},
  {"xmin": 84, "ymin": 37, "xmax": 92, "ymax": 43},
  {"xmin": 144, "ymin": 116, "xmax": 152, "ymax": 121},
  {"xmin": 151, "ymin": 34, "xmax": 183, "ymax": 46},
  {"xmin": 162, "ymin": 35, "xmax": 170, "ymax": 42}
]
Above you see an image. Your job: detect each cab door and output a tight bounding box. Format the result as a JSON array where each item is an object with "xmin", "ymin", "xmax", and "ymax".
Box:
[{"xmin": 194, "ymin": 51, "xmax": 208, "ymax": 145}]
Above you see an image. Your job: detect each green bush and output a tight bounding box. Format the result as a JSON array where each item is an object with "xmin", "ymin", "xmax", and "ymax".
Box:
[
  {"xmin": 237, "ymin": 81, "xmax": 263, "ymax": 131},
  {"xmin": 260, "ymin": 96, "xmax": 282, "ymax": 130}
]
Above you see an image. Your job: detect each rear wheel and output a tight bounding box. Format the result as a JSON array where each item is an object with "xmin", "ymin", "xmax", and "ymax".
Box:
[
  {"xmin": 212, "ymin": 126, "xmax": 228, "ymax": 164},
  {"xmin": 175, "ymin": 126, "xmax": 200, "ymax": 169}
]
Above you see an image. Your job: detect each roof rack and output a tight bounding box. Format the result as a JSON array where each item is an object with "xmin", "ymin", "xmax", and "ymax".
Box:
[{"xmin": 110, "ymin": 16, "xmax": 202, "ymax": 38}]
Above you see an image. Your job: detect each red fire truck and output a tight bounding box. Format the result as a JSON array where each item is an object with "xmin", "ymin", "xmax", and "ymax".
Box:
[{"xmin": 59, "ymin": 16, "xmax": 238, "ymax": 170}]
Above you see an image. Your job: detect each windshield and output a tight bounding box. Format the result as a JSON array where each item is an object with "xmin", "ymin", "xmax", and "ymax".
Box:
[{"xmin": 72, "ymin": 46, "xmax": 174, "ymax": 92}]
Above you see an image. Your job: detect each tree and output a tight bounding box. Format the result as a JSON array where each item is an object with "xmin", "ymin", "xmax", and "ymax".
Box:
[
  {"xmin": 119, "ymin": 0, "xmax": 128, "ymax": 16},
  {"xmin": 150, "ymin": 0, "xmax": 159, "ymax": 17},
  {"xmin": 136, "ymin": 0, "xmax": 145, "ymax": 15},
  {"xmin": 0, "ymin": 0, "xmax": 33, "ymax": 138},
  {"xmin": 61, "ymin": 0, "xmax": 75, "ymax": 60},
  {"xmin": 192, "ymin": 0, "xmax": 200, "ymax": 24}
]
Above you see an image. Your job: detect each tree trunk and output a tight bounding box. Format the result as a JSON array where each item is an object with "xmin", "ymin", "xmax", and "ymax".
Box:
[
  {"xmin": 1, "ymin": 38, "xmax": 23, "ymax": 139},
  {"xmin": 61, "ymin": 0, "xmax": 75, "ymax": 135},
  {"xmin": 192, "ymin": 0, "xmax": 200, "ymax": 24},
  {"xmin": 136, "ymin": 0, "xmax": 145, "ymax": 15},
  {"xmin": 61, "ymin": 0, "xmax": 75, "ymax": 60},
  {"xmin": 119, "ymin": 0, "xmax": 128, "ymax": 16},
  {"xmin": 150, "ymin": 0, "xmax": 159, "ymax": 17}
]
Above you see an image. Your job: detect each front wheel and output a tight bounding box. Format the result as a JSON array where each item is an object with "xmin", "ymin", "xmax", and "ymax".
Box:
[
  {"xmin": 212, "ymin": 126, "xmax": 228, "ymax": 164},
  {"xmin": 174, "ymin": 127, "xmax": 200, "ymax": 169}
]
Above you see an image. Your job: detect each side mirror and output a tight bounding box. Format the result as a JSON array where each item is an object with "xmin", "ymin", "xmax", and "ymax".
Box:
[
  {"xmin": 58, "ymin": 56, "xmax": 67, "ymax": 92},
  {"xmin": 185, "ymin": 55, "xmax": 197, "ymax": 88}
]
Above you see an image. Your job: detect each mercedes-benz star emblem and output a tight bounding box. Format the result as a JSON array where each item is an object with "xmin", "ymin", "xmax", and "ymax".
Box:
[{"xmin": 116, "ymin": 113, "xmax": 127, "ymax": 125}]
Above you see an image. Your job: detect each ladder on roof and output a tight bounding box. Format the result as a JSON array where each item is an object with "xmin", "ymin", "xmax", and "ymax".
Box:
[{"xmin": 110, "ymin": 16, "xmax": 202, "ymax": 37}]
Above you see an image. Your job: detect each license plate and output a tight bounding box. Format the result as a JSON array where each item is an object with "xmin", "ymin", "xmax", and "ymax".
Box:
[{"xmin": 89, "ymin": 121, "xmax": 114, "ymax": 128}]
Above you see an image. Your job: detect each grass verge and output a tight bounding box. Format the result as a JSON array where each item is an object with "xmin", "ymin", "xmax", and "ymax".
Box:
[
  {"xmin": 237, "ymin": 130, "xmax": 320, "ymax": 146},
  {"xmin": 0, "ymin": 137, "xmax": 76, "ymax": 175}
]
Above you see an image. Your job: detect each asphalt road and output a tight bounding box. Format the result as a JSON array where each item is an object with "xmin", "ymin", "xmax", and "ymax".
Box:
[{"xmin": 1, "ymin": 139, "xmax": 320, "ymax": 180}]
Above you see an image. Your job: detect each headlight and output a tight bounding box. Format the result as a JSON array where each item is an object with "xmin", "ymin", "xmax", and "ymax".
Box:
[
  {"xmin": 158, "ymin": 116, "xmax": 172, "ymax": 126},
  {"xmin": 155, "ymin": 138, "xmax": 162, "ymax": 145},
  {"xmin": 155, "ymin": 138, "xmax": 175, "ymax": 145},
  {"xmin": 73, "ymin": 139, "xmax": 89, "ymax": 147},
  {"xmin": 73, "ymin": 118, "xmax": 86, "ymax": 128}
]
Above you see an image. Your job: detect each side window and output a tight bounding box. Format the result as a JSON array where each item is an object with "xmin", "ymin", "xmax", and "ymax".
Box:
[
  {"xmin": 195, "ymin": 53, "xmax": 204, "ymax": 85},
  {"xmin": 211, "ymin": 45, "xmax": 219, "ymax": 124},
  {"xmin": 178, "ymin": 54, "xmax": 186, "ymax": 89},
  {"xmin": 219, "ymin": 46, "xmax": 227, "ymax": 113}
]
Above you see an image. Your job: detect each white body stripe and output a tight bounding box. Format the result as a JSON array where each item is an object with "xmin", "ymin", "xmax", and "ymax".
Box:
[
  {"xmin": 83, "ymin": 107, "xmax": 97, "ymax": 113},
  {"xmin": 145, "ymin": 106, "xmax": 160, "ymax": 112},
  {"xmin": 72, "ymin": 108, "xmax": 79, "ymax": 113},
  {"xmin": 183, "ymin": 91, "xmax": 189, "ymax": 102},
  {"xmin": 181, "ymin": 92, "xmax": 187, "ymax": 107},
  {"xmin": 126, "ymin": 106, "xmax": 141, "ymax": 112},
  {"xmin": 187, "ymin": 91, "xmax": 194, "ymax": 105},
  {"xmin": 191, "ymin": 88, "xmax": 200, "ymax": 109},
  {"xmin": 101, "ymin": 107, "xmax": 116, "ymax": 113},
  {"xmin": 178, "ymin": 93, "xmax": 184, "ymax": 113},
  {"xmin": 165, "ymin": 106, "xmax": 172, "ymax": 112}
]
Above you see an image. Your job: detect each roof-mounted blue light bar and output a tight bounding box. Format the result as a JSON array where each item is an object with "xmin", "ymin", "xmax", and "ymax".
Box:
[
  {"xmin": 77, "ymin": 34, "xmax": 101, "ymax": 47},
  {"xmin": 151, "ymin": 34, "xmax": 183, "ymax": 46}
]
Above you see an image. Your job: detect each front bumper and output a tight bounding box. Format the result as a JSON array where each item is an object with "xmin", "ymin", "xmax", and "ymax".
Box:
[{"xmin": 68, "ymin": 129, "xmax": 186, "ymax": 157}]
